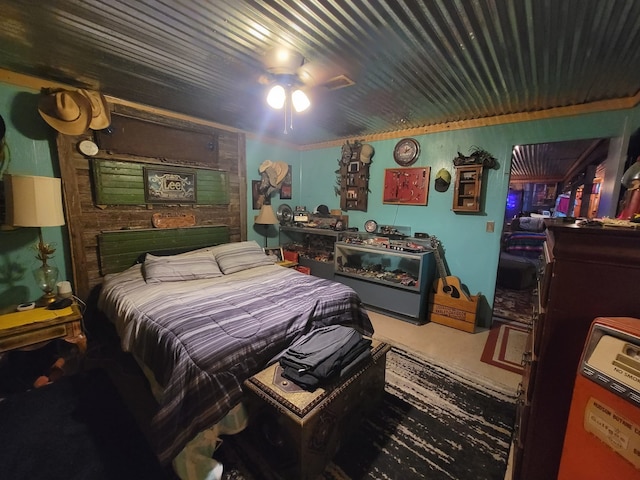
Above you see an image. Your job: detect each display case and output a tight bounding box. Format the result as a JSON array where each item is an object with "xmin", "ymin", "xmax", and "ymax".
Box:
[
  {"xmin": 279, "ymin": 225, "xmax": 344, "ymax": 279},
  {"xmin": 333, "ymin": 234, "xmax": 436, "ymax": 324}
]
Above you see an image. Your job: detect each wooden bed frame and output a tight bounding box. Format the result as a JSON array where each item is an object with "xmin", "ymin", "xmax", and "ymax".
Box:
[{"xmin": 98, "ymin": 225, "xmax": 230, "ymax": 275}]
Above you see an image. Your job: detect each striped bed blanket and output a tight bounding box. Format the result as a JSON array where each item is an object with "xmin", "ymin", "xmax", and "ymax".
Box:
[{"xmin": 98, "ymin": 263, "xmax": 373, "ymax": 464}]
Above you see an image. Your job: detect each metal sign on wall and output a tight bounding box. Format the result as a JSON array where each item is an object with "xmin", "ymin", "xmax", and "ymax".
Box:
[{"xmin": 144, "ymin": 167, "xmax": 196, "ymax": 203}]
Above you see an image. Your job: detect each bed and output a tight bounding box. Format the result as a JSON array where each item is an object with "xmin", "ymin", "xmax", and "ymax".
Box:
[{"xmin": 97, "ymin": 239, "xmax": 374, "ymax": 465}]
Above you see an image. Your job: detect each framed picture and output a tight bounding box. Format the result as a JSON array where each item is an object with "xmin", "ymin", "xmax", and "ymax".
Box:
[
  {"xmin": 279, "ymin": 164, "xmax": 292, "ymax": 200},
  {"xmin": 264, "ymin": 246, "xmax": 284, "ymax": 262},
  {"xmin": 383, "ymin": 167, "xmax": 430, "ymax": 205},
  {"xmin": 144, "ymin": 167, "xmax": 196, "ymax": 203},
  {"xmin": 252, "ymin": 180, "xmax": 264, "ymax": 210}
]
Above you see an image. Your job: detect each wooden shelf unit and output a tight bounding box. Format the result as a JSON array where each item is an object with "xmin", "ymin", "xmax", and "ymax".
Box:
[{"xmin": 452, "ymin": 164, "xmax": 483, "ymax": 212}]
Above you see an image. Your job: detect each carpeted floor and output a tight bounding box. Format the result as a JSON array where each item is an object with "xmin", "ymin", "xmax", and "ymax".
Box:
[
  {"xmin": 0, "ymin": 368, "xmax": 174, "ymax": 480},
  {"xmin": 216, "ymin": 346, "xmax": 517, "ymax": 480},
  {"xmin": 492, "ymin": 286, "xmax": 535, "ymax": 325},
  {"xmin": 480, "ymin": 319, "xmax": 528, "ymax": 375}
]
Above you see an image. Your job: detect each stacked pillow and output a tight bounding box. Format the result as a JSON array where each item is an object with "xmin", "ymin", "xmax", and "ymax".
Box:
[
  {"xmin": 210, "ymin": 240, "xmax": 277, "ymax": 274},
  {"xmin": 142, "ymin": 241, "xmax": 276, "ymax": 282}
]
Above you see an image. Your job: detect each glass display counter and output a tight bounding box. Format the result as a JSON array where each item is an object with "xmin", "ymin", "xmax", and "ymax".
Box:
[
  {"xmin": 334, "ymin": 235, "xmax": 436, "ymax": 324},
  {"xmin": 279, "ymin": 225, "xmax": 344, "ymax": 279}
]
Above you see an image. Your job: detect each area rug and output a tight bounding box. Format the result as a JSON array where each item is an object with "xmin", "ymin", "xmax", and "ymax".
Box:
[
  {"xmin": 216, "ymin": 346, "xmax": 517, "ymax": 480},
  {"xmin": 481, "ymin": 319, "xmax": 528, "ymax": 375},
  {"xmin": 493, "ymin": 286, "xmax": 535, "ymax": 325}
]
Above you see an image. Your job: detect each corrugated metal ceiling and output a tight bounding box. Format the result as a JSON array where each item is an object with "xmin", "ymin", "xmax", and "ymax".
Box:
[{"xmin": 1, "ymin": 0, "xmax": 639, "ymax": 153}]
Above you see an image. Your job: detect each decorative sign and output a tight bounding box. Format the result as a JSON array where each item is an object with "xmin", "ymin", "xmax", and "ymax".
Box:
[
  {"xmin": 144, "ymin": 167, "xmax": 196, "ymax": 203},
  {"xmin": 383, "ymin": 167, "xmax": 430, "ymax": 205}
]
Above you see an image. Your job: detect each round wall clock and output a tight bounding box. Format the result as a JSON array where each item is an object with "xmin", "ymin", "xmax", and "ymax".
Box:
[
  {"xmin": 364, "ymin": 219, "xmax": 378, "ymax": 233},
  {"xmin": 393, "ymin": 138, "xmax": 420, "ymax": 166},
  {"xmin": 78, "ymin": 139, "xmax": 99, "ymax": 156}
]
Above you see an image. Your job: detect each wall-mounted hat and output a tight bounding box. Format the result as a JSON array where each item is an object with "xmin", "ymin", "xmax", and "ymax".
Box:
[
  {"xmin": 360, "ymin": 144, "xmax": 374, "ymax": 164},
  {"xmin": 314, "ymin": 204, "xmax": 329, "ymax": 215},
  {"xmin": 434, "ymin": 168, "xmax": 451, "ymax": 192},
  {"xmin": 0, "ymin": 114, "xmax": 5, "ymax": 141},
  {"xmin": 259, "ymin": 159, "xmax": 273, "ymax": 173},
  {"xmin": 259, "ymin": 160, "xmax": 288, "ymax": 187},
  {"xmin": 78, "ymin": 89, "xmax": 111, "ymax": 130},
  {"xmin": 272, "ymin": 161, "xmax": 288, "ymax": 186},
  {"xmin": 38, "ymin": 90, "xmax": 91, "ymax": 135}
]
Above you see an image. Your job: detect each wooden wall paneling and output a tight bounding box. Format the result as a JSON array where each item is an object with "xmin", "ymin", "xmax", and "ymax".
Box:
[
  {"xmin": 98, "ymin": 226, "xmax": 230, "ymax": 275},
  {"xmin": 95, "ymin": 113, "xmax": 218, "ymax": 164},
  {"xmin": 234, "ymin": 131, "xmax": 248, "ymax": 242},
  {"xmin": 56, "ymin": 103, "xmax": 246, "ymax": 303},
  {"xmin": 56, "ymin": 133, "xmax": 89, "ymax": 300}
]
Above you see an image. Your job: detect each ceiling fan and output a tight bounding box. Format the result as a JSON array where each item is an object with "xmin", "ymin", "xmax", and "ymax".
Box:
[{"xmin": 258, "ymin": 47, "xmax": 354, "ymax": 132}]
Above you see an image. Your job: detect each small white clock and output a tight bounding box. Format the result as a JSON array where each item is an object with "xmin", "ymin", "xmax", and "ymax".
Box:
[{"xmin": 78, "ymin": 139, "xmax": 99, "ymax": 156}]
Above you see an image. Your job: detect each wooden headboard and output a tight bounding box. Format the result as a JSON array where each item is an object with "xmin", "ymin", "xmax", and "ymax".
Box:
[
  {"xmin": 98, "ymin": 225, "xmax": 230, "ymax": 275},
  {"xmin": 55, "ymin": 101, "xmax": 247, "ymax": 301}
]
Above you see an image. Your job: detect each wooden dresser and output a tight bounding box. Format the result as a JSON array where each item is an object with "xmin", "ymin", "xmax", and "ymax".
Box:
[{"xmin": 512, "ymin": 221, "xmax": 640, "ymax": 480}]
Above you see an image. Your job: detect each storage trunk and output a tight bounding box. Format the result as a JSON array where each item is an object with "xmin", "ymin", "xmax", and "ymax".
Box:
[{"xmin": 242, "ymin": 341, "xmax": 390, "ymax": 479}]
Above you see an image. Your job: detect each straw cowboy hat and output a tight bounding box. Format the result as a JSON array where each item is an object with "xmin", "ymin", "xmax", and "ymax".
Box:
[
  {"xmin": 272, "ymin": 161, "xmax": 288, "ymax": 185},
  {"xmin": 38, "ymin": 90, "xmax": 92, "ymax": 135},
  {"xmin": 259, "ymin": 160, "xmax": 289, "ymax": 187},
  {"xmin": 79, "ymin": 89, "xmax": 111, "ymax": 130},
  {"xmin": 360, "ymin": 144, "xmax": 374, "ymax": 164}
]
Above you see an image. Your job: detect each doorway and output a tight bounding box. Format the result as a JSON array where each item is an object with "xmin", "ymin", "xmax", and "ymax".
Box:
[{"xmin": 493, "ymin": 138, "xmax": 611, "ymax": 324}]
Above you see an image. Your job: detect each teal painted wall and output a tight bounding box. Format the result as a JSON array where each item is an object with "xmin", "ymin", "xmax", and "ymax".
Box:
[
  {"xmin": 296, "ymin": 106, "xmax": 640, "ymax": 324},
  {"xmin": 0, "ymin": 83, "xmax": 70, "ymax": 309},
  {"xmin": 3, "ymin": 75, "xmax": 639, "ymax": 324},
  {"xmin": 245, "ymin": 137, "xmax": 300, "ymax": 247}
]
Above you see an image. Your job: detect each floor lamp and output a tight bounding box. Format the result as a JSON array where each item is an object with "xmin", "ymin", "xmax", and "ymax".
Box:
[
  {"xmin": 254, "ymin": 203, "xmax": 278, "ymax": 248},
  {"xmin": 5, "ymin": 174, "xmax": 66, "ymax": 305}
]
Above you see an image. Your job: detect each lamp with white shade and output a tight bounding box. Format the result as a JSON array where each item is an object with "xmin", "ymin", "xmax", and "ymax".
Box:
[{"xmin": 4, "ymin": 174, "xmax": 66, "ymax": 305}]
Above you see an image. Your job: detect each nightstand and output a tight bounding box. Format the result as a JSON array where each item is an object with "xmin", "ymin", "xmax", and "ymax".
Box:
[{"xmin": 0, "ymin": 304, "xmax": 86, "ymax": 356}]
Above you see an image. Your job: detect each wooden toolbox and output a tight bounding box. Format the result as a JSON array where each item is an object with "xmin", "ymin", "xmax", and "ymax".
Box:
[{"xmin": 428, "ymin": 292, "xmax": 479, "ymax": 333}]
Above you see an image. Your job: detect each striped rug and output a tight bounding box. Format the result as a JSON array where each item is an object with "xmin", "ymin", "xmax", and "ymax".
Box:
[{"xmin": 218, "ymin": 346, "xmax": 517, "ymax": 480}]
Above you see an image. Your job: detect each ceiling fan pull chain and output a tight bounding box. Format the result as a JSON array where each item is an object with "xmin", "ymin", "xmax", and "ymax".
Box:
[
  {"xmin": 283, "ymin": 96, "xmax": 289, "ymax": 134},
  {"xmin": 289, "ymin": 98, "xmax": 294, "ymax": 131}
]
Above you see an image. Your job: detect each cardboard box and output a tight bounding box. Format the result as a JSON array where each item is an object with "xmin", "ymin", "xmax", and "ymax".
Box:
[{"xmin": 428, "ymin": 292, "xmax": 479, "ymax": 333}]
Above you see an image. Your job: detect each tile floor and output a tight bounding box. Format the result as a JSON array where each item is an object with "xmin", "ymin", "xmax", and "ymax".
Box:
[
  {"xmin": 367, "ymin": 310, "xmax": 521, "ymax": 480},
  {"xmin": 368, "ymin": 310, "xmax": 522, "ymax": 391}
]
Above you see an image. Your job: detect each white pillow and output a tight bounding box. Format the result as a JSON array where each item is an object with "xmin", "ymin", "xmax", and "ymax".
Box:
[
  {"xmin": 143, "ymin": 251, "xmax": 222, "ymax": 283},
  {"xmin": 212, "ymin": 240, "xmax": 276, "ymax": 274}
]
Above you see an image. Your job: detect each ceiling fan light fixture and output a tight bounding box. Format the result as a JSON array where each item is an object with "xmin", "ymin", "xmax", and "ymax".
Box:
[
  {"xmin": 266, "ymin": 84, "xmax": 286, "ymax": 109},
  {"xmin": 292, "ymin": 89, "xmax": 310, "ymax": 112}
]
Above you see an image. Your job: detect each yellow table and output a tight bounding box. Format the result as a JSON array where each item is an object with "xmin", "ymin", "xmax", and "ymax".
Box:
[{"xmin": 0, "ymin": 304, "xmax": 86, "ymax": 355}]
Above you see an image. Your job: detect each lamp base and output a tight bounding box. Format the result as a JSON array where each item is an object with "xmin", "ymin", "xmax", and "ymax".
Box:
[{"xmin": 36, "ymin": 292, "xmax": 57, "ymax": 307}]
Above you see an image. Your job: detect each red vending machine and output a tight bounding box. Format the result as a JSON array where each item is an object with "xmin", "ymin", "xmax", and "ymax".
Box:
[{"xmin": 559, "ymin": 317, "xmax": 640, "ymax": 479}]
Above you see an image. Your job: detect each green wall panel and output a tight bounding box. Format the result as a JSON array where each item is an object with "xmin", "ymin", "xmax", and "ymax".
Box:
[
  {"xmin": 98, "ymin": 225, "xmax": 230, "ymax": 274},
  {"xmin": 92, "ymin": 160, "xmax": 229, "ymax": 205}
]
